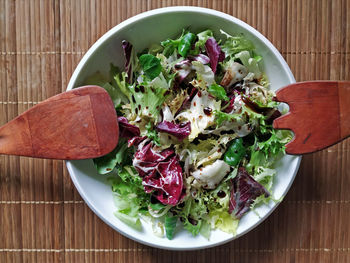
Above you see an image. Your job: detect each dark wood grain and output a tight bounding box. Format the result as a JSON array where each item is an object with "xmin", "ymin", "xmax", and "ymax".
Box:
[
  {"xmin": 274, "ymin": 81, "xmax": 350, "ymax": 154},
  {"xmin": 0, "ymin": 86, "xmax": 119, "ymax": 159}
]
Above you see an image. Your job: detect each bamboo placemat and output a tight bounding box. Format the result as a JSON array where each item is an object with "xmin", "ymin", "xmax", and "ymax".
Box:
[{"xmin": 0, "ymin": 0, "xmax": 349, "ymax": 262}]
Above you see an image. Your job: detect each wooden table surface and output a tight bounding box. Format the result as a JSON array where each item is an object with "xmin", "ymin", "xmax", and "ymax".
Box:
[{"xmin": 1, "ymin": 0, "xmax": 349, "ymax": 262}]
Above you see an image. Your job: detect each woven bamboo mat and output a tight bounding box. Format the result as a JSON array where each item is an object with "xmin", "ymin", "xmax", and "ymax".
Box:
[{"xmin": 0, "ymin": 0, "xmax": 349, "ymax": 262}]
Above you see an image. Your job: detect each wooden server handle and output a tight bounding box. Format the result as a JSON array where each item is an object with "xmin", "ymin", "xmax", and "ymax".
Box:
[{"xmin": 0, "ymin": 86, "xmax": 119, "ymax": 160}]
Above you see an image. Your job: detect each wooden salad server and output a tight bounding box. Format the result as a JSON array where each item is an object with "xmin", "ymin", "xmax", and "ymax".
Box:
[
  {"xmin": 273, "ymin": 81, "xmax": 350, "ymax": 155},
  {"xmin": 0, "ymin": 86, "xmax": 119, "ymax": 160}
]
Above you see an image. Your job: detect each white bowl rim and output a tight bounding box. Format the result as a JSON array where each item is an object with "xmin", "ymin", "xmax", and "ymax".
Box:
[{"xmin": 66, "ymin": 6, "xmax": 301, "ymax": 250}]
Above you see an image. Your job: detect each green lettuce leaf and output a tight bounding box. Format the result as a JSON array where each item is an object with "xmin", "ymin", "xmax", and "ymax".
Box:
[
  {"xmin": 114, "ymin": 70, "xmax": 169, "ymax": 122},
  {"xmin": 161, "ymin": 31, "xmax": 184, "ymax": 57},
  {"xmin": 139, "ymin": 54, "xmax": 162, "ymax": 80},
  {"xmin": 191, "ymin": 61, "xmax": 215, "ymax": 87},
  {"xmin": 145, "ymin": 122, "xmax": 161, "ymax": 146},
  {"xmin": 170, "ymin": 195, "xmax": 207, "ymax": 237},
  {"xmin": 84, "ymin": 65, "xmax": 129, "ymax": 108},
  {"xmin": 191, "ymin": 29, "xmax": 214, "ymax": 55},
  {"xmin": 208, "ymin": 83, "xmax": 229, "ymax": 101},
  {"xmin": 178, "ymin": 32, "xmax": 196, "ymax": 57},
  {"xmin": 114, "ymin": 71, "xmax": 132, "ymax": 102},
  {"xmin": 235, "ymin": 50, "xmax": 262, "ymax": 79},
  {"xmin": 149, "ymin": 202, "xmax": 165, "ymax": 211},
  {"xmin": 220, "ymin": 30, "xmax": 255, "ymax": 57},
  {"xmin": 93, "ymin": 138, "xmax": 134, "ymax": 174},
  {"xmin": 109, "ymin": 165, "xmax": 151, "ymax": 231},
  {"xmin": 184, "ymin": 219, "xmax": 202, "ymax": 236},
  {"xmin": 165, "ymin": 214, "xmax": 178, "ymax": 240},
  {"xmin": 247, "ymin": 129, "xmax": 291, "ymax": 180},
  {"xmin": 161, "ymin": 31, "xmax": 196, "ymax": 58},
  {"xmin": 248, "ymin": 129, "xmax": 290, "ymax": 168},
  {"xmin": 114, "ymin": 211, "xmax": 142, "ymax": 231},
  {"xmin": 214, "ymin": 105, "xmax": 266, "ymax": 128},
  {"xmin": 176, "ymin": 137, "xmax": 224, "ymax": 168},
  {"xmin": 223, "ymin": 138, "xmax": 246, "ymax": 166},
  {"xmin": 208, "ymin": 209, "xmax": 239, "ymax": 235},
  {"xmin": 214, "ymin": 110, "xmax": 241, "ymax": 126},
  {"xmin": 130, "ymin": 79, "xmax": 168, "ymax": 122},
  {"xmin": 258, "ymin": 129, "xmax": 290, "ymax": 156},
  {"xmin": 188, "ymin": 182, "xmax": 238, "ymax": 235},
  {"xmin": 253, "ymin": 166, "xmax": 276, "ymax": 191},
  {"xmin": 199, "ymin": 220, "xmax": 211, "ymax": 240}
]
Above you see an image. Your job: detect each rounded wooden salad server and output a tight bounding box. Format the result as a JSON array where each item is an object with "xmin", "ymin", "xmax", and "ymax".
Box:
[
  {"xmin": 273, "ymin": 81, "xmax": 350, "ymax": 155},
  {"xmin": 0, "ymin": 86, "xmax": 119, "ymax": 160}
]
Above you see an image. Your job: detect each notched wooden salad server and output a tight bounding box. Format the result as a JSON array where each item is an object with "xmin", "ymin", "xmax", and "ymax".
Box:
[
  {"xmin": 0, "ymin": 86, "xmax": 119, "ymax": 160},
  {"xmin": 273, "ymin": 81, "xmax": 350, "ymax": 155}
]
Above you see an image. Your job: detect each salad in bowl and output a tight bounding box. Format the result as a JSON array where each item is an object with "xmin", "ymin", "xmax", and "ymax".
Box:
[
  {"xmin": 86, "ymin": 28, "xmax": 291, "ymax": 240},
  {"xmin": 67, "ymin": 6, "xmax": 301, "ymax": 250}
]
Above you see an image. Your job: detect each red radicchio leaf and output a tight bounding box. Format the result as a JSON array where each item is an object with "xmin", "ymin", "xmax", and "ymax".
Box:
[
  {"xmin": 174, "ymin": 87, "xmax": 198, "ymax": 116},
  {"xmin": 133, "ymin": 142, "xmax": 184, "ymax": 205},
  {"xmin": 223, "ymin": 93, "xmax": 236, "ymax": 113},
  {"xmin": 241, "ymin": 96, "xmax": 281, "ymax": 123},
  {"xmin": 117, "ymin": 116, "xmax": 140, "ymax": 139},
  {"xmin": 122, "ymin": 40, "xmax": 133, "ymax": 83},
  {"xmin": 174, "ymin": 59, "xmax": 192, "ymax": 82},
  {"xmin": 133, "ymin": 142, "xmax": 174, "ymax": 177},
  {"xmin": 205, "ymin": 37, "xmax": 225, "ymax": 73},
  {"xmin": 127, "ymin": 136, "xmax": 147, "ymax": 147},
  {"xmin": 229, "ymin": 167, "xmax": 270, "ymax": 218},
  {"xmin": 188, "ymin": 54, "xmax": 210, "ymax": 64},
  {"xmin": 156, "ymin": 121, "xmax": 191, "ymax": 140},
  {"xmin": 174, "ymin": 55, "xmax": 210, "ymax": 83},
  {"xmin": 142, "ymin": 155, "xmax": 183, "ymax": 205},
  {"xmin": 266, "ymin": 109, "xmax": 282, "ymax": 124}
]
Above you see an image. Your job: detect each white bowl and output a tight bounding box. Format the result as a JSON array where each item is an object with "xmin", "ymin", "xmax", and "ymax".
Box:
[{"xmin": 66, "ymin": 6, "xmax": 301, "ymax": 250}]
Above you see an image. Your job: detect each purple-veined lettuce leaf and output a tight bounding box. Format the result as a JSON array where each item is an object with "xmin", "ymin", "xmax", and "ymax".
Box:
[
  {"xmin": 133, "ymin": 142, "xmax": 184, "ymax": 205},
  {"xmin": 223, "ymin": 92, "xmax": 235, "ymax": 113},
  {"xmin": 188, "ymin": 54, "xmax": 210, "ymax": 64},
  {"xmin": 174, "ymin": 59, "xmax": 192, "ymax": 82},
  {"xmin": 143, "ymin": 155, "xmax": 184, "ymax": 205},
  {"xmin": 156, "ymin": 121, "xmax": 191, "ymax": 140},
  {"xmin": 241, "ymin": 96, "xmax": 282, "ymax": 123},
  {"xmin": 133, "ymin": 142, "xmax": 174, "ymax": 176},
  {"xmin": 205, "ymin": 37, "xmax": 225, "ymax": 73},
  {"xmin": 127, "ymin": 136, "xmax": 147, "ymax": 147},
  {"xmin": 117, "ymin": 116, "xmax": 140, "ymax": 139},
  {"xmin": 174, "ymin": 55, "xmax": 210, "ymax": 83},
  {"xmin": 122, "ymin": 40, "xmax": 135, "ymax": 83},
  {"xmin": 266, "ymin": 109, "xmax": 282, "ymax": 124},
  {"xmin": 174, "ymin": 87, "xmax": 198, "ymax": 116},
  {"xmin": 229, "ymin": 167, "xmax": 269, "ymax": 218}
]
